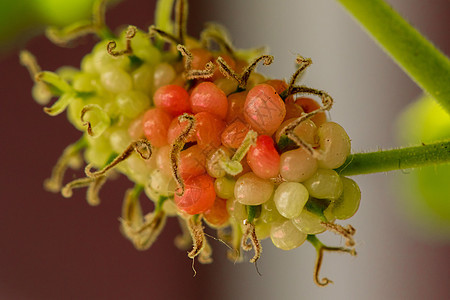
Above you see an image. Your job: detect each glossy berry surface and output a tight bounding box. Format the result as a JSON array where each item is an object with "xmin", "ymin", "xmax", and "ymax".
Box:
[
  {"xmin": 142, "ymin": 108, "xmax": 172, "ymax": 147},
  {"xmin": 244, "ymin": 84, "xmax": 286, "ymax": 135},
  {"xmin": 153, "ymin": 84, "xmax": 191, "ymax": 116},
  {"xmin": 174, "ymin": 174, "xmax": 216, "ymax": 215},
  {"xmin": 247, "ymin": 135, "xmax": 280, "ymax": 179},
  {"xmin": 189, "ymin": 82, "xmax": 228, "ymax": 120}
]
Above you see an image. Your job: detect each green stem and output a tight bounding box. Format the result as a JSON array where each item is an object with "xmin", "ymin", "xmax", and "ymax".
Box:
[
  {"xmin": 155, "ymin": 195, "xmax": 168, "ymax": 212},
  {"xmin": 336, "ymin": 0, "xmax": 450, "ymax": 114},
  {"xmin": 130, "ymin": 184, "xmax": 144, "ymax": 200},
  {"xmin": 335, "ymin": 140, "xmax": 450, "ymax": 176},
  {"xmin": 246, "ymin": 205, "xmax": 259, "ymax": 223},
  {"xmin": 306, "ymin": 235, "xmax": 322, "ymax": 249}
]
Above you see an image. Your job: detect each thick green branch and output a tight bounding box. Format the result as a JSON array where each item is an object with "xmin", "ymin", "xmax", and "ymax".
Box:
[
  {"xmin": 337, "ymin": 0, "xmax": 450, "ymax": 114},
  {"xmin": 335, "ymin": 141, "xmax": 450, "ymax": 176}
]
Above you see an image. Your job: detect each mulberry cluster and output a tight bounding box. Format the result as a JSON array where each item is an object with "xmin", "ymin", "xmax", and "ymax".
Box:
[{"xmin": 21, "ymin": 0, "xmax": 360, "ymax": 286}]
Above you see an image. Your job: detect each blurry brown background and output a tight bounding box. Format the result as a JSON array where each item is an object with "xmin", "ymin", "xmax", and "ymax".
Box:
[{"xmin": 1, "ymin": 0, "xmax": 449, "ymax": 299}]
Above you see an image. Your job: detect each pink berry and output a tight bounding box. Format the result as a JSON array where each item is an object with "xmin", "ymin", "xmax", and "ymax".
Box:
[
  {"xmin": 211, "ymin": 54, "xmax": 236, "ymax": 81},
  {"xmin": 247, "ymin": 135, "xmax": 280, "ymax": 179},
  {"xmin": 128, "ymin": 114, "xmax": 145, "ymax": 140},
  {"xmin": 264, "ymin": 79, "xmax": 288, "ymax": 95},
  {"xmin": 189, "ymin": 82, "xmax": 228, "ymax": 120},
  {"xmin": 283, "ymin": 96, "xmax": 305, "ymax": 120},
  {"xmin": 225, "ymin": 91, "xmax": 248, "ymax": 123},
  {"xmin": 155, "ymin": 145, "xmax": 172, "ymax": 176},
  {"xmin": 295, "ymin": 97, "xmax": 327, "ymax": 126},
  {"xmin": 244, "ymin": 84, "xmax": 286, "ymax": 136},
  {"xmin": 179, "ymin": 145, "xmax": 207, "ymax": 178},
  {"xmin": 221, "ymin": 119, "xmax": 251, "ymax": 149},
  {"xmin": 203, "ymin": 197, "xmax": 230, "ymax": 228},
  {"xmin": 174, "ymin": 174, "xmax": 216, "ymax": 215},
  {"xmin": 194, "ymin": 112, "xmax": 226, "ymax": 149},
  {"xmin": 153, "ymin": 84, "xmax": 191, "ymax": 116},
  {"xmin": 142, "ymin": 108, "xmax": 172, "ymax": 147}
]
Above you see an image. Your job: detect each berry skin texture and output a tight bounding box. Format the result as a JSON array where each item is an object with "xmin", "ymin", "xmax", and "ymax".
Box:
[
  {"xmin": 179, "ymin": 145, "xmax": 207, "ymax": 178},
  {"xmin": 264, "ymin": 79, "xmax": 288, "ymax": 95},
  {"xmin": 247, "ymin": 135, "xmax": 280, "ymax": 179},
  {"xmin": 214, "ymin": 176, "xmax": 236, "ymax": 199},
  {"xmin": 194, "ymin": 112, "xmax": 226, "ymax": 149},
  {"xmin": 221, "ymin": 119, "xmax": 250, "ymax": 149},
  {"xmin": 203, "ymin": 197, "xmax": 230, "ymax": 228},
  {"xmin": 142, "ymin": 107, "xmax": 172, "ymax": 147},
  {"xmin": 292, "ymin": 209, "xmax": 326, "ymax": 234},
  {"xmin": 116, "ymin": 90, "xmax": 151, "ymax": 119},
  {"xmin": 189, "ymin": 82, "xmax": 228, "ymax": 120},
  {"xmin": 100, "ymin": 67, "xmax": 132, "ymax": 93},
  {"xmin": 283, "ymin": 97, "xmax": 305, "ymax": 120},
  {"xmin": 153, "ymin": 84, "xmax": 191, "ymax": 116},
  {"xmin": 234, "ymin": 172, "xmax": 274, "ymax": 205},
  {"xmin": 317, "ymin": 122, "xmax": 351, "ymax": 169},
  {"xmin": 279, "ymin": 148, "xmax": 318, "ymax": 182},
  {"xmin": 273, "ymin": 182, "xmax": 309, "ymax": 219},
  {"xmin": 303, "ymin": 169, "xmax": 343, "ymax": 200},
  {"xmin": 270, "ymin": 219, "xmax": 307, "ymax": 250},
  {"xmin": 329, "ymin": 177, "xmax": 361, "ymax": 220},
  {"xmin": 174, "ymin": 174, "xmax": 216, "ymax": 215},
  {"xmin": 225, "ymin": 91, "xmax": 248, "ymax": 123},
  {"xmin": 244, "ymin": 84, "xmax": 286, "ymax": 136}
]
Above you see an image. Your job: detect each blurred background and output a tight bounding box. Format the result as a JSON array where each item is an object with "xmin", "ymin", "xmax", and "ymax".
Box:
[{"xmin": 0, "ymin": 0, "xmax": 449, "ymax": 299}]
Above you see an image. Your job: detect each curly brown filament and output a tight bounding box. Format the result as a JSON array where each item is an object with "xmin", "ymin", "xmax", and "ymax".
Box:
[
  {"xmin": 107, "ymin": 26, "xmax": 137, "ymax": 57},
  {"xmin": 239, "ymin": 55, "xmax": 273, "ymax": 89},
  {"xmin": 288, "ymin": 86, "xmax": 334, "ymax": 110},
  {"xmin": 287, "ymin": 55, "xmax": 313, "ymax": 96},
  {"xmin": 187, "ymin": 216, "xmax": 206, "ymax": 260},
  {"xmin": 80, "ymin": 106, "xmax": 103, "ymax": 137},
  {"xmin": 216, "ymin": 56, "xmax": 240, "ymax": 82},
  {"xmin": 322, "ymin": 222, "xmax": 356, "ymax": 247},
  {"xmin": 217, "ymin": 55, "xmax": 273, "ymax": 90},
  {"xmin": 279, "ymin": 86, "xmax": 333, "ymax": 156},
  {"xmin": 314, "ymin": 245, "xmax": 356, "ymax": 287},
  {"xmin": 85, "ymin": 139, "xmax": 152, "ymax": 178},
  {"xmin": 170, "ymin": 113, "xmax": 196, "ymax": 196},
  {"xmin": 149, "ymin": 25, "xmax": 182, "ymax": 46},
  {"xmin": 241, "ymin": 221, "xmax": 262, "ymax": 264},
  {"xmin": 177, "ymin": 44, "xmax": 215, "ymax": 80}
]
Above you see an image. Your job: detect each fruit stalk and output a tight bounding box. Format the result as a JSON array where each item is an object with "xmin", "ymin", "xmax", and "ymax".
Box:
[
  {"xmin": 337, "ymin": 0, "xmax": 450, "ymax": 115},
  {"xmin": 335, "ymin": 140, "xmax": 450, "ymax": 176}
]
